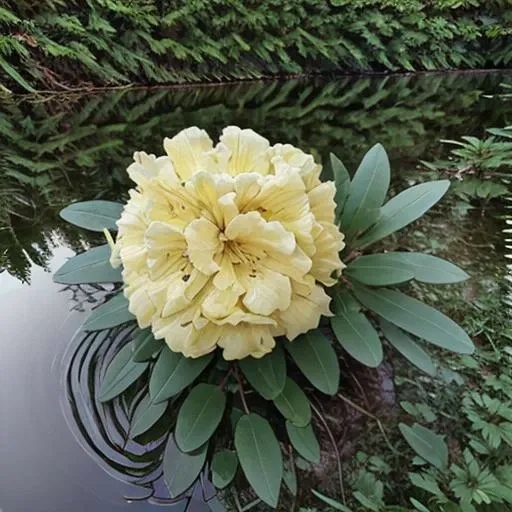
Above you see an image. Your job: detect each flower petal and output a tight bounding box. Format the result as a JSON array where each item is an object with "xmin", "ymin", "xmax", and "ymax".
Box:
[{"xmin": 184, "ymin": 217, "xmax": 222, "ymax": 275}]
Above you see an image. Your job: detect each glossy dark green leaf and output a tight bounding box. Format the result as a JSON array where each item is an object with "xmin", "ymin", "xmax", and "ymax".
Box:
[
  {"xmin": 380, "ymin": 319, "xmax": 436, "ymax": 376},
  {"xmin": 132, "ymin": 328, "xmax": 163, "ymax": 362},
  {"xmin": 239, "ymin": 344, "xmax": 286, "ymax": 400},
  {"xmin": 331, "ymin": 153, "xmax": 350, "ymax": 219},
  {"xmin": 175, "ymin": 383, "xmax": 226, "ymax": 452},
  {"xmin": 286, "ymin": 422, "xmax": 320, "ymax": 463},
  {"xmin": 354, "ymin": 180, "xmax": 450, "ymax": 249},
  {"xmin": 273, "ymin": 378, "xmax": 311, "ymax": 427},
  {"xmin": 340, "ymin": 143, "xmax": 390, "ymax": 236},
  {"xmin": 287, "ymin": 330, "xmax": 340, "ymax": 395},
  {"xmin": 163, "ymin": 435, "xmax": 208, "ymax": 497},
  {"xmin": 230, "ymin": 407, "xmax": 243, "ymax": 431},
  {"xmin": 399, "ymin": 423, "xmax": 448, "ymax": 469},
  {"xmin": 283, "ymin": 468, "xmax": 297, "ymax": 496},
  {"xmin": 130, "ymin": 393, "xmax": 168, "ymax": 439},
  {"xmin": 98, "ymin": 343, "xmax": 148, "ymax": 402},
  {"xmin": 345, "ymin": 253, "xmax": 414, "ymax": 286},
  {"xmin": 235, "ymin": 414, "xmax": 283, "ymax": 508},
  {"xmin": 149, "ymin": 347, "xmax": 213, "ymax": 403},
  {"xmin": 84, "ymin": 292, "xmax": 134, "ymax": 331},
  {"xmin": 211, "ymin": 450, "xmax": 238, "ymax": 489},
  {"xmin": 331, "ymin": 291, "xmax": 383, "ymax": 367},
  {"xmin": 60, "ymin": 200, "xmax": 123, "ymax": 232},
  {"xmin": 352, "ymin": 283, "xmax": 474, "ymax": 354},
  {"xmin": 54, "ymin": 244, "xmax": 122, "ymax": 284}
]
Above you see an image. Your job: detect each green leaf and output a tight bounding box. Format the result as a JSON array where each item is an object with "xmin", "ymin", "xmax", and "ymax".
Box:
[
  {"xmin": 409, "ymin": 472, "xmax": 445, "ymax": 497},
  {"xmin": 380, "ymin": 319, "xmax": 436, "ymax": 376},
  {"xmin": 60, "ymin": 200, "xmax": 123, "ymax": 232},
  {"xmin": 399, "ymin": 423, "xmax": 448, "ymax": 469},
  {"xmin": 84, "ymin": 292, "xmax": 134, "ymax": 331},
  {"xmin": 354, "ymin": 180, "xmax": 450, "ymax": 249},
  {"xmin": 149, "ymin": 347, "xmax": 213, "ymax": 403},
  {"xmin": 340, "ymin": 143, "xmax": 390, "ymax": 237},
  {"xmin": 331, "ymin": 153, "xmax": 351, "ymax": 220},
  {"xmin": 273, "ymin": 378, "xmax": 311, "ymax": 427},
  {"xmin": 239, "ymin": 344, "xmax": 286, "ymax": 400},
  {"xmin": 331, "ymin": 291, "xmax": 383, "ymax": 367},
  {"xmin": 286, "ymin": 422, "xmax": 320, "ymax": 463},
  {"xmin": 346, "ymin": 253, "xmax": 414, "ymax": 286},
  {"xmin": 130, "ymin": 394, "xmax": 168, "ymax": 439},
  {"xmin": 283, "ymin": 468, "xmax": 297, "ymax": 496},
  {"xmin": 175, "ymin": 383, "xmax": 226, "ymax": 452},
  {"xmin": 410, "ymin": 498, "xmax": 431, "ymax": 512},
  {"xmin": 98, "ymin": 343, "xmax": 148, "ymax": 402},
  {"xmin": 286, "ymin": 329, "xmax": 339, "ymax": 395},
  {"xmin": 235, "ymin": 413, "xmax": 283, "ymax": 508},
  {"xmin": 312, "ymin": 489, "xmax": 353, "ymax": 511},
  {"xmin": 132, "ymin": 328, "xmax": 163, "ymax": 362},
  {"xmin": 211, "ymin": 450, "xmax": 238, "ymax": 489},
  {"xmin": 54, "ymin": 244, "xmax": 122, "ymax": 284},
  {"xmin": 352, "ymin": 283, "xmax": 474, "ymax": 355},
  {"xmin": 380, "ymin": 252, "xmax": 469, "ymax": 284},
  {"xmin": 163, "ymin": 435, "xmax": 208, "ymax": 498}
]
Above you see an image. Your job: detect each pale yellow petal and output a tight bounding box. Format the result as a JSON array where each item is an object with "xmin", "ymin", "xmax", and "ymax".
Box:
[
  {"xmin": 310, "ymin": 222, "xmax": 345, "ymax": 286},
  {"xmin": 202, "ymin": 286, "xmax": 242, "ymax": 319},
  {"xmin": 309, "ymin": 182, "xmax": 337, "ymax": 223},
  {"xmin": 184, "ymin": 217, "xmax": 221, "ymax": 275},
  {"xmin": 218, "ymin": 324, "xmax": 275, "ymax": 360}
]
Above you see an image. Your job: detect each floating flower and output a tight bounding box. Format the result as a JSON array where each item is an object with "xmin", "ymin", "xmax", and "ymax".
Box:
[{"xmin": 107, "ymin": 126, "xmax": 345, "ymax": 359}]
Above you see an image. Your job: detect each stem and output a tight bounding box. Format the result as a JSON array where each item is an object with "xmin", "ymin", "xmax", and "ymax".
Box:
[
  {"xmin": 219, "ymin": 367, "xmax": 234, "ymax": 390},
  {"xmin": 235, "ymin": 365, "xmax": 250, "ymax": 414}
]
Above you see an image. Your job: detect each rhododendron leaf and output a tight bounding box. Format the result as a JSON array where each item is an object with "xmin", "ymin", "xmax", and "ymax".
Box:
[
  {"xmin": 235, "ymin": 413, "xmax": 283, "ymax": 508},
  {"xmin": 286, "ymin": 422, "xmax": 320, "ymax": 463},
  {"xmin": 60, "ymin": 200, "xmax": 123, "ymax": 232},
  {"xmin": 339, "ymin": 143, "xmax": 390, "ymax": 238},
  {"xmin": 346, "ymin": 253, "xmax": 414, "ymax": 286},
  {"xmin": 163, "ymin": 435, "xmax": 208, "ymax": 498},
  {"xmin": 54, "ymin": 244, "xmax": 122, "ymax": 284},
  {"xmin": 129, "ymin": 393, "xmax": 168, "ymax": 439},
  {"xmin": 330, "ymin": 153, "xmax": 350, "ymax": 220},
  {"xmin": 211, "ymin": 450, "xmax": 238, "ymax": 489},
  {"xmin": 132, "ymin": 328, "xmax": 163, "ymax": 362},
  {"xmin": 84, "ymin": 292, "xmax": 134, "ymax": 331},
  {"xmin": 380, "ymin": 319, "xmax": 436, "ymax": 376},
  {"xmin": 399, "ymin": 423, "xmax": 448, "ymax": 469},
  {"xmin": 331, "ymin": 291, "xmax": 383, "ymax": 368},
  {"xmin": 175, "ymin": 383, "xmax": 226, "ymax": 452},
  {"xmin": 239, "ymin": 344, "xmax": 286, "ymax": 400},
  {"xmin": 273, "ymin": 377, "xmax": 311, "ymax": 427},
  {"xmin": 286, "ymin": 329, "xmax": 340, "ymax": 395},
  {"xmin": 354, "ymin": 180, "xmax": 450, "ymax": 249},
  {"xmin": 352, "ymin": 282, "xmax": 474, "ymax": 354},
  {"xmin": 283, "ymin": 468, "xmax": 297, "ymax": 496},
  {"xmin": 98, "ymin": 343, "xmax": 148, "ymax": 402},
  {"xmin": 149, "ymin": 347, "xmax": 213, "ymax": 403}
]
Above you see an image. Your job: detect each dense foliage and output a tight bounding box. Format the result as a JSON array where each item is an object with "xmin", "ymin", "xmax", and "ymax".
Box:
[{"xmin": 0, "ymin": 0, "xmax": 511, "ymax": 92}]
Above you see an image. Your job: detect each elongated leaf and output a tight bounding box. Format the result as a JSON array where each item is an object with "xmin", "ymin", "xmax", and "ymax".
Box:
[
  {"xmin": 380, "ymin": 319, "xmax": 436, "ymax": 376},
  {"xmin": 60, "ymin": 200, "xmax": 123, "ymax": 232},
  {"xmin": 331, "ymin": 291, "xmax": 383, "ymax": 367},
  {"xmin": 312, "ymin": 490, "xmax": 353, "ymax": 512},
  {"xmin": 163, "ymin": 435, "xmax": 208, "ymax": 497},
  {"xmin": 286, "ymin": 422, "xmax": 320, "ymax": 463},
  {"xmin": 331, "ymin": 153, "xmax": 350, "ymax": 219},
  {"xmin": 273, "ymin": 378, "xmax": 311, "ymax": 427},
  {"xmin": 354, "ymin": 180, "xmax": 450, "ymax": 249},
  {"xmin": 235, "ymin": 414, "xmax": 283, "ymax": 507},
  {"xmin": 132, "ymin": 328, "xmax": 163, "ymax": 362},
  {"xmin": 84, "ymin": 292, "xmax": 134, "ymax": 331},
  {"xmin": 54, "ymin": 244, "xmax": 122, "ymax": 284},
  {"xmin": 130, "ymin": 394, "xmax": 168, "ymax": 438},
  {"xmin": 286, "ymin": 330, "xmax": 340, "ymax": 395},
  {"xmin": 346, "ymin": 253, "xmax": 414, "ymax": 286},
  {"xmin": 399, "ymin": 423, "xmax": 448, "ymax": 469},
  {"xmin": 175, "ymin": 384, "xmax": 226, "ymax": 452},
  {"xmin": 381, "ymin": 252, "xmax": 469, "ymax": 284},
  {"xmin": 283, "ymin": 468, "xmax": 297, "ymax": 496},
  {"xmin": 149, "ymin": 347, "xmax": 213, "ymax": 403},
  {"xmin": 340, "ymin": 143, "xmax": 390, "ymax": 236},
  {"xmin": 98, "ymin": 343, "xmax": 148, "ymax": 402},
  {"xmin": 239, "ymin": 344, "xmax": 286, "ymax": 400},
  {"xmin": 211, "ymin": 450, "xmax": 238, "ymax": 489},
  {"xmin": 352, "ymin": 283, "xmax": 474, "ymax": 354}
]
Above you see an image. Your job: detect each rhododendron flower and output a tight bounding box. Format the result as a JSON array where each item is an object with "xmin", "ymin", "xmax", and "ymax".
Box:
[{"xmin": 107, "ymin": 126, "xmax": 345, "ymax": 360}]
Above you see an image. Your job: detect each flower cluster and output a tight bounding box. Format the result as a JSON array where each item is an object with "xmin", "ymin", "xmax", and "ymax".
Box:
[{"xmin": 107, "ymin": 126, "xmax": 345, "ymax": 359}]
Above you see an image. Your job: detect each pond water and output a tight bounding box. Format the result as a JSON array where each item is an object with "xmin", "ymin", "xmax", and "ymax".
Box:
[{"xmin": 1, "ymin": 71, "xmax": 511, "ymax": 512}]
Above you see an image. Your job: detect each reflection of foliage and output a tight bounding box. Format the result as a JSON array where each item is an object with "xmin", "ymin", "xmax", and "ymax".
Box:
[{"xmin": 0, "ymin": 0, "xmax": 511, "ymax": 92}]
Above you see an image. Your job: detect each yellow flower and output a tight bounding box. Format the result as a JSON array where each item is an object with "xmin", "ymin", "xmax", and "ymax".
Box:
[{"xmin": 109, "ymin": 126, "xmax": 345, "ymax": 360}]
